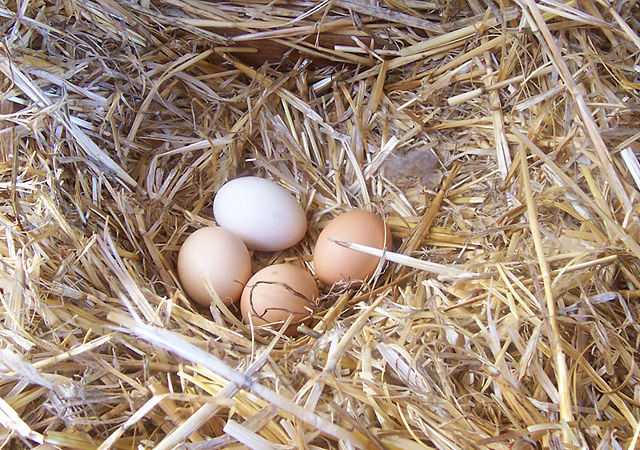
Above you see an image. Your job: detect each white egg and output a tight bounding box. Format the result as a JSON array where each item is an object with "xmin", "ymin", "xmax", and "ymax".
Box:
[{"xmin": 213, "ymin": 177, "xmax": 307, "ymax": 251}]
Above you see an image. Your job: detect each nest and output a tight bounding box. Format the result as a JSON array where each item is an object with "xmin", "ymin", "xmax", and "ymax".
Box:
[{"xmin": 1, "ymin": 0, "xmax": 639, "ymax": 448}]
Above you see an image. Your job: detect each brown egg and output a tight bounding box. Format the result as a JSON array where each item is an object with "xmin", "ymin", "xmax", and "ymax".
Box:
[
  {"xmin": 177, "ymin": 227, "xmax": 252, "ymax": 306},
  {"xmin": 313, "ymin": 209, "xmax": 392, "ymax": 285},
  {"xmin": 240, "ymin": 264, "xmax": 317, "ymax": 333}
]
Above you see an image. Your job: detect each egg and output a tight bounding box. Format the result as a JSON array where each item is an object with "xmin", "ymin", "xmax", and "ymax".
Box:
[
  {"xmin": 177, "ymin": 227, "xmax": 252, "ymax": 306},
  {"xmin": 240, "ymin": 264, "xmax": 317, "ymax": 333},
  {"xmin": 313, "ymin": 209, "xmax": 392, "ymax": 285},
  {"xmin": 213, "ymin": 177, "xmax": 307, "ymax": 251}
]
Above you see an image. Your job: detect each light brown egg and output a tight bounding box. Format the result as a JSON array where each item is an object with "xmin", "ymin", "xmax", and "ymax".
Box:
[
  {"xmin": 313, "ymin": 209, "xmax": 392, "ymax": 285},
  {"xmin": 240, "ymin": 264, "xmax": 317, "ymax": 334},
  {"xmin": 177, "ymin": 227, "xmax": 252, "ymax": 306}
]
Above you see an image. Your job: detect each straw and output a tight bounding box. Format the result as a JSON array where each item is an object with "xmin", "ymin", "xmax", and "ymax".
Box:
[{"xmin": 2, "ymin": 0, "xmax": 640, "ymax": 448}]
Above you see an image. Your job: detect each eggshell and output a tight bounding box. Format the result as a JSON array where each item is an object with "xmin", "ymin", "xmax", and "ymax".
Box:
[
  {"xmin": 177, "ymin": 227, "xmax": 252, "ymax": 306},
  {"xmin": 240, "ymin": 264, "xmax": 317, "ymax": 333},
  {"xmin": 313, "ymin": 209, "xmax": 392, "ymax": 285},
  {"xmin": 213, "ymin": 177, "xmax": 307, "ymax": 251}
]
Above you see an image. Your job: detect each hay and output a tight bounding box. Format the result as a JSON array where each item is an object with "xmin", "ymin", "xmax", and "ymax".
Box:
[{"xmin": 1, "ymin": 0, "xmax": 639, "ymax": 448}]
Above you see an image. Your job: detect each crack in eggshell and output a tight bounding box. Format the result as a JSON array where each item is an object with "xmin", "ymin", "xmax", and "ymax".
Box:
[{"xmin": 247, "ymin": 280, "xmax": 312, "ymax": 320}]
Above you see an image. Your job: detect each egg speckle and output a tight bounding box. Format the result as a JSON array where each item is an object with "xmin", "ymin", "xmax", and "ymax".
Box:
[
  {"xmin": 213, "ymin": 177, "xmax": 307, "ymax": 251},
  {"xmin": 313, "ymin": 209, "xmax": 392, "ymax": 285},
  {"xmin": 177, "ymin": 227, "xmax": 252, "ymax": 306},
  {"xmin": 240, "ymin": 264, "xmax": 317, "ymax": 334}
]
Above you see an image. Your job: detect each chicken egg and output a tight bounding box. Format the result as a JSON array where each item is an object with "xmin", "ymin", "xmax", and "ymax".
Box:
[
  {"xmin": 313, "ymin": 209, "xmax": 392, "ymax": 285},
  {"xmin": 240, "ymin": 264, "xmax": 317, "ymax": 334},
  {"xmin": 213, "ymin": 177, "xmax": 307, "ymax": 251},
  {"xmin": 177, "ymin": 226, "xmax": 252, "ymax": 306}
]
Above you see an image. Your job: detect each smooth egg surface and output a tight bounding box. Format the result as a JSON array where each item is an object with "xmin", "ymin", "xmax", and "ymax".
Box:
[
  {"xmin": 213, "ymin": 177, "xmax": 307, "ymax": 251},
  {"xmin": 177, "ymin": 227, "xmax": 252, "ymax": 306},
  {"xmin": 313, "ymin": 209, "xmax": 392, "ymax": 285},
  {"xmin": 240, "ymin": 264, "xmax": 317, "ymax": 332}
]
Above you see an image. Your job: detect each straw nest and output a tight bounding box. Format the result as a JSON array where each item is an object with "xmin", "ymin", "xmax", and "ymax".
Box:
[{"xmin": 1, "ymin": 0, "xmax": 640, "ymax": 448}]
